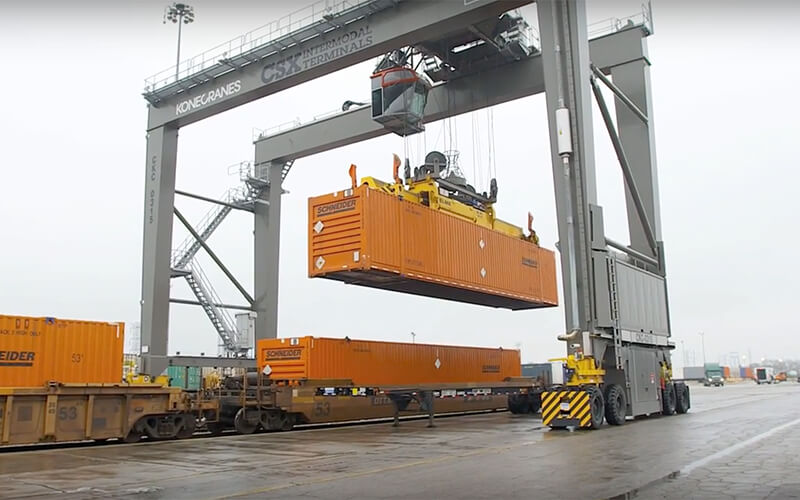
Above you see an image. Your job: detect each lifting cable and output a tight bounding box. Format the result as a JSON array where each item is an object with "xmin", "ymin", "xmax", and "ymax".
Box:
[
  {"xmin": 487, "ymin": 107, "xmax": 497, "ymax": 182},
  {"xmin": 471, "ymin": 112, "xmax": 478, "ymax": 188}
]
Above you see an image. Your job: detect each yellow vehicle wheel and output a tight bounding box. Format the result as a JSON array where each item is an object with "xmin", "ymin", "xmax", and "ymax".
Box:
[{"xmin": 585, "ymin": 386, "xmax": 605, "ymax": 428}]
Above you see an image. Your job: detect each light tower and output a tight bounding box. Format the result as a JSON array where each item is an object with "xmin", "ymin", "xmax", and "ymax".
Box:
[
  {"xmin": 164, "ymin": 2, "xmax": 195, "ymax": 81},
  {"xmin": 698, "ymin": 332, "xmax": 706, "ymax": 365}
]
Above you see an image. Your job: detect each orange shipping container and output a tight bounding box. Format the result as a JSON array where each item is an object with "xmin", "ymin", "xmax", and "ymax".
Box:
[
  {"xmin": 0, "ymin": 315, "xmax": 124, "ymax": 388},
  {"xmin": 258, "ymin": 336, "xmax": 521, "ymax": 386},
  {"xmin": 723, "ymin": 366, "xmax": 731, "ymax": 379},
  {"xmin": 308, "ymin": 185, "xmax": 558, "ymax": 310}
]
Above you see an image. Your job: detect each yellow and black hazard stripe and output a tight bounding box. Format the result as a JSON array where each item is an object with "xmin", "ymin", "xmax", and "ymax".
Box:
[{"xmin": 541, "ymin": 389, "xmax": 593, "ymax": 428}]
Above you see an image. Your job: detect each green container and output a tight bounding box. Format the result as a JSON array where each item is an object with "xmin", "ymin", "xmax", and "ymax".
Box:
[{"xmin": 166, "ymin": 366, "xmax": 202, "ymax": 390}]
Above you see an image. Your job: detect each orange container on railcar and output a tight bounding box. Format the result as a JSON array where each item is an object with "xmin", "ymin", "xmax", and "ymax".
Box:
[
  {"xmin": 0, "ymin": 315, "xmax": 124, "ymax": 387},
  {"xmin": 258, "ymin": 336, "xmax": 521, "ymax": 386},
  {"xmin": 308, "ymin": 156, "xmax": 558, "ymax": 310}
]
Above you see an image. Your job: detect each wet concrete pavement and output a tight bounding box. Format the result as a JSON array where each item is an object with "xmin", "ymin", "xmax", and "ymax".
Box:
[{"xmin": 2, "ymin": 382, "xmax": 799, "ymax": 499}]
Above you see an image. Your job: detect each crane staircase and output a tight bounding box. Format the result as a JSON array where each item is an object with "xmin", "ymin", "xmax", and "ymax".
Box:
[{"xmin": 171, "ymin": 161, "xmax": 294, "ymax": 356}]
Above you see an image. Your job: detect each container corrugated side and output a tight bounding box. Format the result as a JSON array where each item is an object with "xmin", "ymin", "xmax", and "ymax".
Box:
[
  {"xmin": 258, "ymin": 336, "xmax": 521, "ymax": 386},
  {"xmin": 309, "ymin": 186, "xmax": 558, "ymax": 310},
  {"xmin": 0, "ymin": 315, "xmax": 124, "ymax": 387}
]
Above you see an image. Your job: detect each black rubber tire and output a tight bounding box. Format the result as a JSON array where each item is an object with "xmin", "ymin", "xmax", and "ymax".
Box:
[
  {"xmin": 662, "ymin": 384, "xmax": 677, "ymax": 416},
  {"xmin": 510, "ymin": 396, "xmax": 530, "ymax": 414},
  {"xmin": 507, "ymin": 396, "xmax": 521, "ymax": 414},
  {"xmin": 604, "ymin": 384, "xmax": 627, "ymax": 426},
  {"xmin": 586, "ymin": 386, "xmax": 605, "ymax": 429},
  {"xmin": 675, "ymin": 383, "xmax": 690, "ymax": 414},
  {"xmin": 234, "ymin": 408, "xmax": 258, "ymax": 434},
  {"xmin": 529, "ymin": 393, "xmax": 542, "ymax": 414}
]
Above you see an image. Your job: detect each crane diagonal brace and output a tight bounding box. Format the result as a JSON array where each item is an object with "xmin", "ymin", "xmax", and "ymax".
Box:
[
  {"xmin": 174, "ymin": 208, "xmax": 254, "ymax": 305},
  {"xmin": 590, "ymin": 63, "xmax": 648, "ymax": 124},
  {"xmin": 589, "ymin": 75, "xmax": 660, "ymax": 260}
]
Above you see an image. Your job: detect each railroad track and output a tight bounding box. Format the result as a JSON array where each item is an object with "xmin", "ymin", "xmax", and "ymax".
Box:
[{"xmin": 0, "ymin": 408, "xmax": 522, "ymax": 453}]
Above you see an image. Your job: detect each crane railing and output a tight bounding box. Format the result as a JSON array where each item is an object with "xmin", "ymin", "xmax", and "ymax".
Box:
[
  {"xmin": 184, "ymin": 259, "xmax": 243, "ymax": 354},
  {"xmin": 144, "ymin": 0, "xmax": 389, "ymax": 92}
]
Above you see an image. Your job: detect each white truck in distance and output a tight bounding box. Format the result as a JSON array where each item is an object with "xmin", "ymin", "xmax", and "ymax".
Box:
[{"xmin": 755, "ymin": 367, "xmax": 775, "ymax": 384}]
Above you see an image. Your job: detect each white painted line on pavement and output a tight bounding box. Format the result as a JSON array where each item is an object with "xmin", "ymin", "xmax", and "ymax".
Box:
[{"xmin": 681, "ymin": 416, "xmax": 800, "ymax": 475}]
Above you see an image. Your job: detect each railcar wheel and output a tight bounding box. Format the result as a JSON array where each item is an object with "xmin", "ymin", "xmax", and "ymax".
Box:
[
  {"xmin": 123, "ymin": 431, "xmax": 142, "ymax": 443},
  {"xmin": 234, "ymin": 408, "xmax": 259, "ymax": 434},
  {"xmin": 177, "ymin": 415, "xmax": 196, "ymax": 439},
  {"xmin": 280, "ymin": 413, "xmax": 295, "ymax": 432}
]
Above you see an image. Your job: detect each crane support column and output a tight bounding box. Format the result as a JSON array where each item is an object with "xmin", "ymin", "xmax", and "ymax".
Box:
[
  {"xmin": 254, "ymin": 163, "xmax": 283, "ymax": 342},
  {"xmin": 537, "ymin": 0, "xmax": 598, "ymax": 341},
  {"xmin": 609, "ymin": 41, "xmax": 662, "ymax": 259},
  {"xmin": 140, "ymin": 126, "xmax": 178, "ymax": 377}
]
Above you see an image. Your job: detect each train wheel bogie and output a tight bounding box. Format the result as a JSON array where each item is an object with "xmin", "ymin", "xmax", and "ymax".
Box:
[
  {"xmin": 206, "ymin": 421, "xmax": 225, "ymax": 436},
  {"xmin": 123, "ymin": 430, "xmax": 143, "ymax": 443},
  {"xmin": 176, "ymin": 415, "xmax": 197, "ymax": 439},
  {"xmin": 234, "ymin": 408, "xmax": 260, "ymax": 434},
  {"xmin": 281, "ymin": 413, "xmax": 296, "ymax": 431}
]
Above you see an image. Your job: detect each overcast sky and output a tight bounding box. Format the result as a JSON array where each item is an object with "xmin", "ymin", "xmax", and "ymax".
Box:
[{"xmin": 1, "ymin": 1, "xmax": 798, "ymax": 369}]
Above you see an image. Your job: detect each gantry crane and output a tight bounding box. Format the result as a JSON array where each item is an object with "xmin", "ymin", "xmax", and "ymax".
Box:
[{"xmin": 140, "ymin": 0, "xmax": 688, "ymax": 428}]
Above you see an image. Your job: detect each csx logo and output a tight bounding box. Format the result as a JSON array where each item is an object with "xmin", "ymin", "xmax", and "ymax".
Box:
[
  {"xmin": 316, "ymin": 199, "xmax": 356, "ymax": 217},
  {"xmin": 265, "ymin": 349, "xmax": 302, "ymax": 360},
  {"xmin": 261, "ymin": 54, "xmax": 302, "ymax": 84}
]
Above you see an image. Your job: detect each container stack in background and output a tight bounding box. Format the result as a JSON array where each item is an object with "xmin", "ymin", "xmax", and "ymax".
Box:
[{"xmin": 166, "ymin": 366, "xmax": 203, "ymax": 390}]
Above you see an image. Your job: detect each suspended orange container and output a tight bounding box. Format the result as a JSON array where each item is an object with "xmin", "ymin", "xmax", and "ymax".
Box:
[
  {"xmin": 308, "ymin": 184, "xmax": 558, "ymax": 310},
  {"xmin": 0, "ymin": 315, "xmax": 124, "ymax": 387},
  {"xmin": 258, "ymin": 336, "xmax": 521, "ymax": 386}
]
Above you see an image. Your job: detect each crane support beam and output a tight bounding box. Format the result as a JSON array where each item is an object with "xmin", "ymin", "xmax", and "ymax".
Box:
[
  {"xmin": 605, "ymin": 237, "xmax": 659, "ymax": 268},
  {"xmin": 174, "ymin": 208, "xmax": 255, "ymax": 306},
  {"xmin": 590, "ymin": 63, "xmax": 648, "ymax": 124},
  {"xmin": 175, "ymin": 189, "xmax": 256, "ymax": 212},
  {"xmin": 145, "ymin": 0, "xmax": 529, "ymax": 130},
  {"xmin": 537, "ymin": 0, "xmax": 597, "ymax": 337},
  {"xmin": 253, "ymin": 27, "xmax": 648, "ymax": 164},
  {"xmin": 166, "ymin": 356, "xmax": 255, "ymax": 369},
  {"xmin": 140, "ymin": 126, "xmax": 178, "ymax": 377},
  {"xmin": 590, "ymin": 76, "xmax": 659, "ymax": 258},
  {"xmin": 607, "ymin": 33, "xmax": 663, "ymax": 258},
  {"xmin": 254, "ymin": 163, "xmax": 284, "ymax": 342},
  {"xmin": 169, "ymin": 298, "xmax": 254, "ymax": 311}
]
